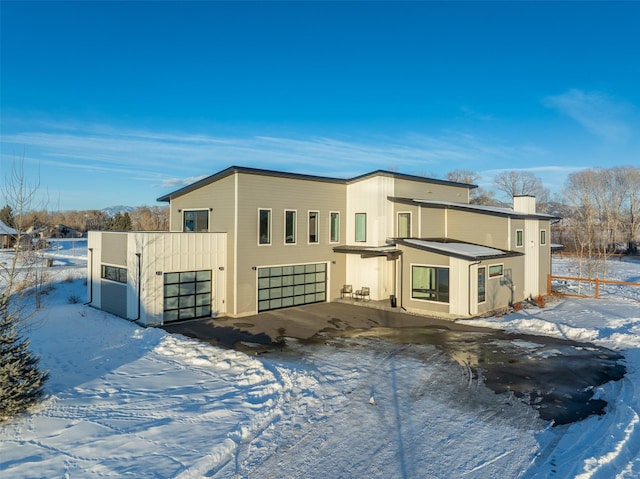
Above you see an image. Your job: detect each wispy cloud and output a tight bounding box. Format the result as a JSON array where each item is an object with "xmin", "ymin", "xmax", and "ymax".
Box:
[
  {"xmin": 161, "ymin": 175, "xmax": 209, "ymax": 188},
  {"xmin": 543, "ymin": 89, "xmax": 632, "ymax": 142},
  {"xmin": 3, "ymin": 116, "xmax": 607, "ymax": 207},
  {"xmin": 2, "ymin": 120, "xmax": 547, "ymax": 187},
  {"xmin": 459, "ymin": 106, "xmax": 493, "ymax": 122}
]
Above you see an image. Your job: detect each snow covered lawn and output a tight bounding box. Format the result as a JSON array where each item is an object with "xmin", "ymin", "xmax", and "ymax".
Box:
[{"xmin": 1, "ymin": 244, "xmax": 639, "ymax": 478}]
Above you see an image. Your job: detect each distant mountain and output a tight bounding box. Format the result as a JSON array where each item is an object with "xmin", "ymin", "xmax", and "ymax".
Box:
[{"xmin": 101, "ymin": 205, "xmax": 135, "ymax": 217}]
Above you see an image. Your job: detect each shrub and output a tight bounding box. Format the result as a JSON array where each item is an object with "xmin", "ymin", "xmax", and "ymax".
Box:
[{"xmin": 67, "ymin": 295, "xmax": 81, "ymax": 304}]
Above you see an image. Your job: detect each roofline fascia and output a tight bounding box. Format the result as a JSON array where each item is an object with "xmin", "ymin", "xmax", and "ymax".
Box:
[
  {"xmin": 157, "ymin": 166, "xmax": 349, "ymax": 202},
  {"xmin": 157, "ymin": 166, "xmax": 478, "ymax": 202},
  {"xmin": 388, "ymin": 197, "xmax": 560, "ymax": 220},
  {"xmin": 346, "ymin": 170, "xmax": 478, "ymax": 189},
  {"xmin": 395, "ymin": 238, "xmax": 524, "ymax": 261}
]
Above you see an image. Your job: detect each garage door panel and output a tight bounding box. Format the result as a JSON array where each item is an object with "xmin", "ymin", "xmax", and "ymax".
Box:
[
  {"xmin": 258, "ymin": 262, "xmax": 327, "ymax": 312},
  {"xmin": 164, "ymin": 269, "xmax": 212, "ymax": 323}
]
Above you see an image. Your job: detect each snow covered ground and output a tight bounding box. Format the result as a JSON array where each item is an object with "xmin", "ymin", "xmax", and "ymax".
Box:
[{"xmin": 1, "ymin": 240, "xmax": 639, "ymax": 478}]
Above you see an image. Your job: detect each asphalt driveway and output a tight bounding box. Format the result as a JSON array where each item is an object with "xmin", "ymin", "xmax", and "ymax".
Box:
[{"xmin": 163, "ymin": 302, "xmax": 626, "ymax": 425}]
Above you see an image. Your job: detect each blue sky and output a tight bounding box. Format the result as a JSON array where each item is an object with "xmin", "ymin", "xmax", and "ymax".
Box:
[{"xmin": 1, "ymin": 1, "xmax": 639, "ymax": 210}]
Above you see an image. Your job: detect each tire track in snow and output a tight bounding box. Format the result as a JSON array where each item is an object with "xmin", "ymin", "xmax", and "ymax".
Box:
[{"xmin": 526, "ymin": 370, "xmax": 640, "ymax": 478}]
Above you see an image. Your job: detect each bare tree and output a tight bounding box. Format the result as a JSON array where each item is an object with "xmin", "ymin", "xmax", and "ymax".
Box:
[
  {"xmin": 618, "ymin": 166, "xmax": 640, "ymax": 254},
  {"xmin": 130, "ymin": 206, "xmax": 169, "ymax": 231},
  {"xmin": 564, "ymin": 169, "xmax": 601, "ymax": 278},
  {"xmin": 562, "ymin": 165, "xmax": 640, "ymax": 278},
  {"xmin": 493, "ymin": 170, "xmax": 550, "ymax": 209},
  {"xmin": 445, "ymin": 169, "xmax": 497, "ymax": 205},
  {"xmin": 0, "ymin": 157, "xmax": 48, "ymax": 420}
]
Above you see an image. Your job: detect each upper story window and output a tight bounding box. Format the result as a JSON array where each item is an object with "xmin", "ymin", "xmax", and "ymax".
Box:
[
  {"xmin": 516, "ymin": 229, "xmax": 523, "ymax": 247},
  {"xmin": 259, "ymin": 209, "xmax": 271, "ymax": 245},
  {"xmin": 330, "ymin": 212, "xmax": 340, "ymax": 243},
  {"xmin": 184, "ymin": 210, "xmax": 209, "ymax": 232},
  {"xmin": 101, "ymin": 264, "xmax": 127, "ymax": 284},
  {"xmin": 540, "ymin": 229, "xmax": 547, "ymax": 246},
  {"xmin": 308, "ymin": 211, "xmax": 319, "ymax": 244},
  {"xmin": 398, "ymin": 212, "xmax": 411, "ymax": 238},
  {"xmin": 355, "ymin": 213, "xmax": 367, "ymax": 242},
  {"xmin": 285, "ymin": 210, "xmax": 296, "ymax": 244}
]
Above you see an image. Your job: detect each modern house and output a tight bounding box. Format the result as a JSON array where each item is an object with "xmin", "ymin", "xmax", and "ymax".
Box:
[{"xmin": 87, "ymin": 166, "xmax": 556, "ymax": 326}]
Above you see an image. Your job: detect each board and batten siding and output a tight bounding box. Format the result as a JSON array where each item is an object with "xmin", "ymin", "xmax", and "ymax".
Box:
[
  {"xmin": 88, "ymin": 232, "xmax": 227, "ymax": 326},
  {"xmin": 129, "ymin": 232, "xmax": 227, "ymax": 326},
  {"xmin": 538, "ymin": 221, "xmax": 551, "ymax": 294},
  {"xmin": 166, "ymin": 175, "xmax": 237, "ymax": 315},
  {"xmin": 234, "ymin": 172, "xmax": 347, "ymax": 315},
  {"xmin": 346, "ymin": 175, "xmax": 395, "ymax": 245}
]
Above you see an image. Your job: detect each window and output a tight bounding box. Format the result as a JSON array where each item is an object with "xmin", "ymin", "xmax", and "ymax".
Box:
[
  {"xmin": 398, "ymin": 212, "xmax": 411, "ymax": 238},
  {"xmin": 259, "ymin": 209, "xmax": 271, "ymax": 245},
  {"xmin": 540, "ymin": 229, "xmax": 547, "ymax": 246},
  {"xmin": 411, "ymin": 265, "xmax": 449, "ymax": 303},
  {"xmin": 163, "ymin": 270, "xmax": 211, "ymax": 322},
  {"xmin": 184, "ymin": 210, "xmax": 209, "ymax": 232},
  {"xmin": 489, "ymin": 264, "xmax": 504, "ymax": 278},
  {"xmin": 516, "ymin": 229, "xmax": 523, "ymax": 247},
  {"xmin": 285, "ymin": 210, "xmax": 296, "ymax": 244},
  {"xmin": 355, "ymin": 213, "xmax": 367, "ymax": 242},
  {"xmin": 308, "ymin": 211, "xmax": 319, "ymax": 243},
  {"xmin": 101, "ymin": 265, "xmax": 127, "ymax": 283},
  {"xmin": 330, "ymin": 212, "xmax": 340, "ymax": 243},
  {"xmin": 478, "ymin": 266, "xmax": 486, "ymax": 303}
]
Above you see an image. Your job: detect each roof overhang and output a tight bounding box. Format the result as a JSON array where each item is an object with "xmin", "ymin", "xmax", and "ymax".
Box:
[
  {"xmin": 333, "ymin": 245, "xmax": 403, "ymax": 260},
  {"xmin": 157, "ymin": 166, "xmax": 478, "ymax": 203},
  {"xmin": 396, "ymin": 238, "xmax": 523, "ymax": 261},
  {"xmin": 388, "ymin": 197, "xmax": 560, "ymax": 221}
]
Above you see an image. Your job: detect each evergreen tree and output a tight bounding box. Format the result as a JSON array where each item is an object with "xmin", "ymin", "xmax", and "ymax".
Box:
[
  {"xmin": 0, "ymin": 205, "xmax": 15, "ymax": 227},
  {"xmin": 105, "ymin": 212, "xmax": 133, "ymax": 231},
  {"xmin": 122, "ymin": 212, "xmax": 132, "ymax": 230},
  {"xmin": 0, "ymin": 311, "xmax": 48, "ymax": 420}
]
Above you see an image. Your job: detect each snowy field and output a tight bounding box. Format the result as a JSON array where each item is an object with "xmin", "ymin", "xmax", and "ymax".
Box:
[{"xmin": 1, "ymin": 239, "xmax": 639, "ymax": 478}]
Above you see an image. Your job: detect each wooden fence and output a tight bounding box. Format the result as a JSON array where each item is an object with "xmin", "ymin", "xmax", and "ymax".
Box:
[{"xmin": 548, "ymin": 274, "xmax": 640, "ymax": 299}]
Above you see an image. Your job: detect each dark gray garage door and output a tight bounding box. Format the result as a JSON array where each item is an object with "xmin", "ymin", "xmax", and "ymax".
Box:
[
  {"xmin": 163, "ymin": 270, "xmax": 212, "ymax": 322},
  {"xmin": 258, "ymin": 263, "xmax": 327, "ymax": 312}
]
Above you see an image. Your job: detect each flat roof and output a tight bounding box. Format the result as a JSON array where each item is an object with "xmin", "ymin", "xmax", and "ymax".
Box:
[
  {"xmin": 389, "ymin": 197, "xmax": 559, "ymax": 220},
  {"xmin": 397, "ymin": 238, "xmax": 521, "ymax": 261},
  {"xmin": 333, "ymin": 244, "xmax": 402, "ymax": 258}
]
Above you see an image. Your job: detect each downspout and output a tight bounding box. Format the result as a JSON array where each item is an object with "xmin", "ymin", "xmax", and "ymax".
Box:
[
  {"xmin": 133, "ymin": 253, "xmax": 142, "ymax": 322},
  {"xmin": 468, "ymin": 260, "xmax": 481, "ymax": 317},
  {"xmin": 400, "ymin": 252, "xmax": 406, "ymax": 311},
  {"xmin": 85, "ymin": 247, "xmax": 93, "ymax": 305}
]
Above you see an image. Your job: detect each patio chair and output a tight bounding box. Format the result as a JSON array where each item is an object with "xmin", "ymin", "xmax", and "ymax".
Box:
[
  {"xmin": 355, "ymin": 286, "xmax": 370, "ymax": 301},
  {"xmin": 340, "ymin": 284, "xmax": 353, "ymax": 299}
]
